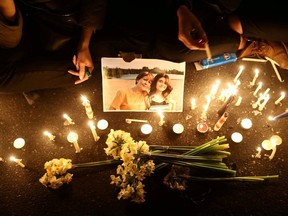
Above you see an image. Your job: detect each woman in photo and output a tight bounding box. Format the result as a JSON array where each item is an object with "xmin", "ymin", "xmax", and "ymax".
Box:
[
  {"xmin": 148, "ymin": 73, "xmax": 175, "ymax": 111},
  {"xmin": 109, "ymin": 71, "xmax": 154, "ymax": 110}
]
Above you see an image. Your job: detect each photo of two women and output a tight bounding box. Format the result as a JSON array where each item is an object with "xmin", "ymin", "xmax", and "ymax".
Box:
[{"xmin": 102, "ymin": 58, "xmax": 185, "ymax": 112}]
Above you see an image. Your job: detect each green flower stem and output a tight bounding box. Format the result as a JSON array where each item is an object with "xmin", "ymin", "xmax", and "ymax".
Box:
[
  {"xmin": 158, "ymin": 160, "xmax": 236, "ymax": 176},
  {"xmin": 179, "ymin": 174, "xmax": 279, "ymax": 181},
  {"xmin": 73, "ymin": 159, "xmax": 120, "ymax": 168},
  {"xmin": 147, "ymin": 152, "xmax": 223, "ymax": 162}
]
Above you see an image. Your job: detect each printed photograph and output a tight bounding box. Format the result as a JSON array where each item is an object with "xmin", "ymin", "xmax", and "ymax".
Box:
[{"xmin": 102, "ymin": 58, "xmax": 186, "ymax": 112}]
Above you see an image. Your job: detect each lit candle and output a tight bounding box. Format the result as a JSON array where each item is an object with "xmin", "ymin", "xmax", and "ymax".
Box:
[
  {"xmin": 97, "ymin": 119, "xmax": 109, "ymax": 130},
  {"xmin": 271, "ymin": 111, "xmax": 288, "ymax": 121},
  {"xmin": 43, "ymin": 131, "xmax": 55, "ymax": 141},
  {"xmin": 261, "ymin": 139, "xmax": 276, "ymax": 160},
  {"xmin": 141, "ymin": 124, "xmax": 153, "ymax": 135},
  {"xmin": 67, "ymin": 132, "xmax": 81, "ymax": 153},
  {"xmin": 63, "ymin": 113, "xmax": 75, "ymax": 125},
  {"xmin": 213, "ymin": 112, "xmax": 229, "ymax": 131},
  {"xmin": 255, "ymin": 147, "xmax": 262, "ymax": 158},
  {"xmin": 191, "ymin": 98, "xmax": 196, "ymax": 110},
  {"xmin": 233, "ymin": 65, "xmax": 244, "ymax": 83},
  {"xmin": 10, "ymin": 156, "xmax": 25, "ymax": 168},
  {"xmin": 200, "ymin": 105, "xmax": 208, "ymax": 121},
  {"xmin": 250, "ymin": 69, "xmax": 259, "ymax": 86},
  {"xmin": 274, "ymin": 92, "xmax": 285, "ymax": 105},
  {"xmin": 235, "ymin": 96, "xmax": 242, "ymax": 106},
  {"xmin": 173, "ymin": 123, "xmax": 184, "ymax": 134},
  {"xmin": 210, "ymin": 80, "xmax": 220, "ymax": 99},
  {"xmin": 252, "ymin": 93, "xmax": 264, "ymax": 109},
  {"xmin": 253, "ymin": 82, "xmax": 262, "ymax": 96},
  {"xmin": 258, "ymin": 94, "xmax": 270, "ymax": 111},
  {"xmin": 231, "ymin": 132, "xmax": 243, "ymax": 143},
  {"xmin": 13, "ymin": 138, "xmax": 25, "ymax": 149},
  {"xmin": 88, "ymin": 121, "xmax": 100, "ymax": 142},
  {"xmin": 197, "ymin": 122, "xmax": 209, "ymax": 133},
  {"xmin": 240, "ymin": 118, "xmax": 252, "ymax": 129},
  {"xmin": 158, "ymin": 111, "xmax": 165, "ymax": 126},
  {"xmin": 81, "ymin": 95, "xmax": 94, "ymax": 119},
  {"xmin": 270, "ymin": 135, "xmax": 282, "ymax": 146}
]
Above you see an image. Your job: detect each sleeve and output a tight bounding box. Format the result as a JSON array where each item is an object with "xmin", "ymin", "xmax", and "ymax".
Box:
[
  {"xmin": 109, "ymin": 90, "xmax": 125, "ymax": 110},
  {"xmin": 0, "ymin": 9, "xmax": 23, "ymax": 48},
  {"xmin": 79, "ymin": 0, "xmax": 107, "ymax": 31}
]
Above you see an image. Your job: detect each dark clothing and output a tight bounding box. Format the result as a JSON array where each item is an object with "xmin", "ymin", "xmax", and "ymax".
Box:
[{"xmin": 0, "ymin": 0, "xmax": 106, "ymax": 93}]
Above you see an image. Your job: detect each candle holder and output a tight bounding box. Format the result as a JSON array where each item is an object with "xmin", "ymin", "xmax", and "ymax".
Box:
[
  {"xmin": 231, "ymin": 132, "xmax": 243, "ymax": 143},
  {"xmin": 97, "ymin": 119, "xmax": 109, "ymax": 130},
  {"xmin": 13, "ymin": 138, "xmax": 25, "ymax": 149},
  {"xmin": 141, "ymin": 124, "xmax": 153, "ymax": 135},
  {"xmin": 197, "ymin": 122, "xmax": 209, "ymax": 134},
  {"xmin": 173, "ymin": 123, "xmax": 184, "ymax": 134}
]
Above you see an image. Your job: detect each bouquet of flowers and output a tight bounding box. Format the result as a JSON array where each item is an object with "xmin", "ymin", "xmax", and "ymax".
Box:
[{"xmin": 39, "ymin": 129, "xmax": 278, "ymax": 203}]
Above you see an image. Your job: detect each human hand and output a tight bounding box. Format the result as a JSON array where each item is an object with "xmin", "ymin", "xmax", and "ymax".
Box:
[
  {"xmin": 68, "ymin": 47, "xmax": 94, "ymax": 84},
  {"xmin": 177, "ymin": 5, "xmax": 208, "ymax": 50}
]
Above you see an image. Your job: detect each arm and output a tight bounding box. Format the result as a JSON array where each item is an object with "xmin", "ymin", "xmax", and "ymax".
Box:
[
  {"xmin": 69, "ymin": 0, "xmax": 107, "ymax": 83},
  {"xmin": 0, "ymin": 0, "xmax": 22, "ymax": 48},
  {"xmin": 177, "ymin": 4, "xmax": 208, "ymax": 50}
]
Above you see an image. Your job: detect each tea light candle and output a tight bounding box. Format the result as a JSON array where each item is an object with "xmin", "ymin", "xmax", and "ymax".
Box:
[
  {"xmin": 13, "ymin": 138, "xmax": 25, "ymax": 149},
  {"xmin": 270, "ymin": 135, "xmax": 282, "ymax": 146},
  {"xmin": 10, "ymin": 156, "xmax": 25, "ymax": 168},
  {"xmin": 63, "ymin": 113, "xmax": 75, "ymax": 125},
  {"xmin": 81, "ymin": 95, "xmax": 94, "ymax": 119},
  {"xmin": 173, "ymin": 123, "xmax": 184, "ymax": 134},
  {"xmin": 250, "ymin": 69, "xmax": 259, "ymax": 86},
  {"xmin": 43, "ymin": 131, "xmax": 55, "ymax": 141},
  {"xmin": 253, "ymin": 82, "xmax": 262, "ymax": 96},
  {"xmin": 97, "ymin": 119, "xmax": 109, "ymax": 130},
  {"xmin": 67, "ymin": 132, "xmax": 81, "ymax": 153},
  {"xmin": 88, "ymin": 121, "xmax": 100, "ymax": 142},
  {"xmin": 240, "ymin": 118, "xmax": 252, "ymax": 129},
  {"xmin": 141, "ymin": 124, "xmax": 153, "ymax": 135},
  {"xmin": 274, "ymin": 92, "xmax": 285, "ymax": 105},
  {"xmin": 231, "ymin": 132, "xmax": 243, "ymax": 143},
  {"xmin": 197, "ymin": 122, "xmax": 209, "ymax": 133}
]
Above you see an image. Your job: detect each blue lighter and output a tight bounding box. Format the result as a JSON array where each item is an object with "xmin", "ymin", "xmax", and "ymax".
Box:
[{"xmin": 200, "ymin": 53, "xmax": 237, "ymax": 69}]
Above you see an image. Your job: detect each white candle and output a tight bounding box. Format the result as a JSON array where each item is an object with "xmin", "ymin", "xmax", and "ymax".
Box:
[
  {"xmin": 173, "ymin": 123, "xmax": 184, "ymax": 134},
  {"xmin": 240, "ymin": 118, "xmax": 252, "ymax": 129},
  {"xmin": 158, "ymin": 111, "xmax": 165, "ymax": 126},
  {"xmin": 270, "ymin": 135, "xmax": 282, "ymax": 146},
  {"xmin": 250, "ymin": 69, "xmax": 259, "ymax": 86},
  {"xmin": 141, "ymin": 124, "xmax": 153, "ymax": 135},
  {"xmin": 13, "ymin": 138, "xmax": 25, "ymax": 149},
  {"xmin": 255, "ymin": 147, "xmax": 262, "ymax": 158},
  {"xmin": 210, "ymin": 80, "xmax": 220, "ymax": 99},
  {"xmin": 274, "ymin": 92, "xmax": 285, "ymax": 105},
  {"xmin": 261, "ymin": 139, "xmax": 277, "ymax": 160},
  {"xmin": 63, "ymin": 113, "xmax": 75, "ymax": 125},
  {"xmin": 253, "ymin": 82, "xmax": 262, "ymax": 96},
  {"xmin": 191, "ymin": 98, "xmax": 196, "ymax": 110},
  {"xmin": 97, "ymin": 119, "xmax": 109, "ymax": 130},
  {"xmin": 43, "ymin": 131, "xmax": 55, "ymax": 141},
  {"xmin": 81, "ymin": 95, "xmax": 94, "ymax": 119},
  {"xmin": 88, "ymin": 121, "xmax": 100, "ymax": 142},
  {"xmin": 235, "ymin": 96, "xmax": 242, "ymax": 106},
  {"xmin": 67, "ymin": 132, "xmax": 81, "ymax": 153},
  {"xmin": 258, "ymin": 94, "xmax": 270, "ymax": 111},
  {"xmin": 10, "ymin": 156, "xmax": 25, "ymax": 168},
  {"xmin": 231, "ymin": 132, "xmax": 243, "ymax": 143},
  {"xmin": 233, "ymin": 65, "xmax": 244, "ymax": 83}
]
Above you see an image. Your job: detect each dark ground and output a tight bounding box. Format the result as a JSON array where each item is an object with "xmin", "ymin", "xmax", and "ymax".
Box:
[{"xmin": 0, "ymin": 59, "xmax": 288, "ymax": 216}]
